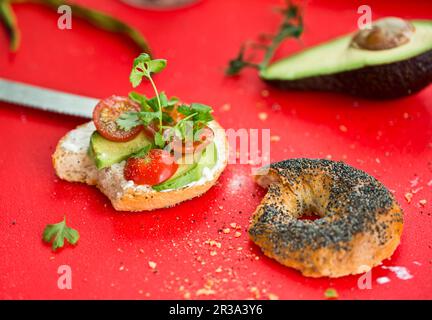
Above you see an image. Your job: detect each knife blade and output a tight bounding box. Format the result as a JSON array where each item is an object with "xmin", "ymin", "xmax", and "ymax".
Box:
[{"xmin": 0, "ymin": 78, "xmax": 99, "ymax": 118}]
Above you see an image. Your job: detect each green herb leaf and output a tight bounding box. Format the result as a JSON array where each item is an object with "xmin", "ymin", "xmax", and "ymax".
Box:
[
  {"xmin": 226, "ymin": 46, "xmax": 260, "ymax": 76},
  {"xmin": 177, "ymin": 104, "xmax": 194, "ymax": 116},
  {"xmin": 324, "ymin": 288, "xmax": 339, "ymax": 299},
  {"xmin": 190, "ymin": 103, "xmax": 212, "ymax": 114},
  {"xmin": 116, "ymin": 112, "xmax": 141, "ymax": 131},
  {"xmin": 226, "ymin": 2, "xmax": 303, "ymax": 75},
  {"xmin": 42, "ymin": 216, "xmax": 80, "ymax": 251},
  {"xmin": 131, "ymin": 144, "xmax": 152, "ymax": 158},
  {"xmin": 146, "ymin": 59, "xmax": 167, "ymax": 74},
  {"xmin": 154, "ymin": 131, "xmax": 165, "ymax": 148}
]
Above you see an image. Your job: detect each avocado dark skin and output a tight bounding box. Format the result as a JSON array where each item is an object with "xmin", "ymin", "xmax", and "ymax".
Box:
[{"xmin": 264, "ymin": 49, "xmax": 432, "ymax": 99}]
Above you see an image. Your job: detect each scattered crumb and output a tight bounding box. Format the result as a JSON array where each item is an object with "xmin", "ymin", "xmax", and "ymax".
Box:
[
  {"xmin": 234, "ymin": 231, "xmax": 242, "ymax": 238},
  {"xmin": 405, "ymin": 192, "xmax": 413, "ymax": 203},
  {"xmin": 324, "ymin": 288, "xmax": 339, "ymax": 299},
  {"xmin": 220, "ymin": 103, "xmax": 231, "ymax": 112},
  {"xmin": 204, "ymin": 239, "xmax": 221, "ymax": 248},
  {"xmin": 270, "ymin": 135, "xmax": 281, "ymax": 142},
  {"xmin": 250, "ymin": 287, "xmax": 261, "ymax": 299},
  {"xmin": 196, "ymin": 288, "xmax": 216, "ymax": 296},
  {"xmin": 339, "ymin": 125, "xmax": 348, "ymax": 132},
  {"xmin": 210, "ymin": 250, "xmax": 217, "ymax": 256},
  {"xmin": 223, "ymin": 228, "xmax": 231, "ymax": 234},
  {"xmin": 148, "ymin": 261, "xmax": 157, "ymax": 269},
  {"xmin": 229, "ymin": 222, "xmax": 237, "ymax": 228},
  {"xmin": 184, "ymin": 291, "xmax": 191, "ymax": 299},
  {"xmin": 419, "ymin": 199, "xmax": 427, "ymax": 207},
  {"xmin": 258, "ymin": 112, "xmax": 268, "ymax": 121},
  {"xmin": 268, "ymin": 293, "xmax": 279, "ymax": 300}
]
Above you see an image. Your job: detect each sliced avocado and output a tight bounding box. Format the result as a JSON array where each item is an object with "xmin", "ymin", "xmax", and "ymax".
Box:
[
  {"xmin": 153, "ymin": 143, "xmax": 218, "ymax": 191},
  {"xmin": 260, "ymin": 19, "xmax": 432, "ymax": 99},
  {"xmin": 89, "ymin": 131, "xmax": 151, "ymax": 169}
]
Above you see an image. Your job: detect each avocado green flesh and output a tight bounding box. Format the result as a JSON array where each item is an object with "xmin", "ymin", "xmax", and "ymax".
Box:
[
  {"xmin": 153, "ymin": 143, "xmax": 218, "ymax": 191},
  {"xmin": 260, "ymin": 20, "xmax": 432, "ymax": 80},
  {"xmin": 89, "ymin": 131, "xmax": 151, "ymax": 169}
]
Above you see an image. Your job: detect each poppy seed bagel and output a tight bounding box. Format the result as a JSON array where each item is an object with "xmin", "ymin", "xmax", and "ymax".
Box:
[{"xmin": 249, "ymin": 158, "xmax": 403, "ymax": 278}]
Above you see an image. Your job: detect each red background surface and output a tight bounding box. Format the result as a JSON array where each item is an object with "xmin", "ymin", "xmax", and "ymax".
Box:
[{"xmin": 0, "ymin": 0, "xmax": 431, "ymax": 299}]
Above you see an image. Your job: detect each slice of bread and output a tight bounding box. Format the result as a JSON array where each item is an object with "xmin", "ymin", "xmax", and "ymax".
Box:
[{"xmin": 52, "ymin": 121, "xmax": 228, "ymax": 211}]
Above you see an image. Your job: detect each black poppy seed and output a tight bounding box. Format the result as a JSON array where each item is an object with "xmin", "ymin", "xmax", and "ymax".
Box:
[{"xmin": 249, "ymin": 158, "xmax": 403, "ymax": 254}]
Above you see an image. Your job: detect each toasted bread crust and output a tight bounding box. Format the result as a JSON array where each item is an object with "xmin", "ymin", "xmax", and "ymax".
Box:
[{"xmin": 53, "ymin": 121, "xmax": 228, "ymax": 211}]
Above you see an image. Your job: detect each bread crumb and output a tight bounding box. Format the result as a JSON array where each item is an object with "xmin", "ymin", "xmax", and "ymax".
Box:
[
  {"xmin": 220, "ymin": 103, "xmax": 231, "ymax": 112},
  {"xmin": 339, "ymin": 125, "xmax": 348, "ymax": 132},
  {"xmin": 148, "ymin": 261, "xmax": 157, "ymax": 269},
  {"xmin": 405, "ymin": 192, "xmax": 413, "ymax": 203},
  {"xmin": 419, "ymin": 199, "xmax": 427, "ymax": 207},
  {"xmin": 270, "ymin": 135, "xmax": 280, "ymax": 142},
  {"xmin": 196, "ymin": 288, "xmax": 216, "ymax": 296},
  {"xmin": 250, "ymin": 287, "xmax": 261, "ymax": 299},
  {"xmin": 234, "ymin": 231, "xmax": 242, "ymax": 238},
  {"xmin": 223, "ymin": 228, "xmax": 231, "ymax": 234},
  {"xmin": 258, "ymin": 112, "xmax": 268, "ymax": 121},
  {"xmin": 268, "ymin": 293, "xmax": 279, "ymax": 300},
  {"xmin": 184, "ymin": 291, "xmax": 191, "ymax": 299}
]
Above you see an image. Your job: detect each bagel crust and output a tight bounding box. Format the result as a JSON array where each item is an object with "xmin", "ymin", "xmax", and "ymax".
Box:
[{"xmin": 249, "ymin": 158, "xmax": 404, "ymax": 278}]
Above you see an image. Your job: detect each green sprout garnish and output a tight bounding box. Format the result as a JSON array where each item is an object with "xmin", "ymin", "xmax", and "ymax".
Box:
[{"xmin": 116, "ymin": 54, "xmax": 214, "ymax": 150}]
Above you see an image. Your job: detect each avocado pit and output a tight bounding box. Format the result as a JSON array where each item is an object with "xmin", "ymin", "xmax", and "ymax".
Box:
[{"xmin": 351, "ymin": 18, "xmax": 415, "ymax": 51}]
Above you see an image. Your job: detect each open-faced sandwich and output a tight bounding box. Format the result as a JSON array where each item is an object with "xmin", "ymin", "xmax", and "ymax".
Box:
[{"xmin": 53, "ymin": 54, "xmax": 228, "ymax": 211}]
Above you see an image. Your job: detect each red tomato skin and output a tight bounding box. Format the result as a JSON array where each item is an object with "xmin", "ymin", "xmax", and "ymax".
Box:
[
  {"xmin": 124, "ymin": 149, "xmax": 178, "ymax": 186},
  {"xmin": 93, "ymin": 95, "xmax": 142, "ymax": 142}
]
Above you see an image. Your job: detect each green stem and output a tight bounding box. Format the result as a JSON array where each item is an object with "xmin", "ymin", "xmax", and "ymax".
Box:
[
  {"xmin": 148, "ymin": 76, "xmax": 162, "ymax": 133},
  {"xmin": 0, "ymin": 0, "xmax": 20, "ymax": 51}
]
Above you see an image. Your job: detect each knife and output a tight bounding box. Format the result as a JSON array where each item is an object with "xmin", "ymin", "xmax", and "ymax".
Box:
[{"xmin": 0, "ymin": 78, "xmax": 99, "ymax": 118}]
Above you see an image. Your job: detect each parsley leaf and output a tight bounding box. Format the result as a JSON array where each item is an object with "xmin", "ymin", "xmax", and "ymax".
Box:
[
  {"xmin": 154, "ymin": 131, "xmax": 165, "ymax": 148},
  {"xmin": 42, "ymin": 216, "xmax": 80, "ymax": 251},
  {"xmin": 324, "ymin": 288, "xmax": 339, "ymax": 299},
  {"xmin": 116, "ymin": 112, "xmax": 141, "ymax": 131},
  {"xmin": 131, "ymin": 144, "xmax": 152, "ymax": 158},
  {"xmin": 130, "ymin": 53, "xmax": 167, "ymax": 88}
]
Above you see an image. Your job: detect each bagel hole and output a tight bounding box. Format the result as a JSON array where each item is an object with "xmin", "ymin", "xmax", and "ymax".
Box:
[{"xmin": 298, "ymin": 211, "xmax": 321, "ymax": 221}]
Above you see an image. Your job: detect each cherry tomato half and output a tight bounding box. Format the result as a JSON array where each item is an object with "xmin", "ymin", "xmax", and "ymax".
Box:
[
  {"xmin": 93, "ymin": 95, "xmax": 142, "ymax": 142},
  {"xmin": 124, "ymin": 149, "xmax": 178, "ymax": 186}
]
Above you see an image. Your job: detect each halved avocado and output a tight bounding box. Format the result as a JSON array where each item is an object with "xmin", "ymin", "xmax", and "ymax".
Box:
[
  {"xmin": 260, "ymin": 19, "xmax": 432, "ymax": 99},
  {"xmin": 89, "ymin": 131, "xmax": 151, "ymax": 169}
]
